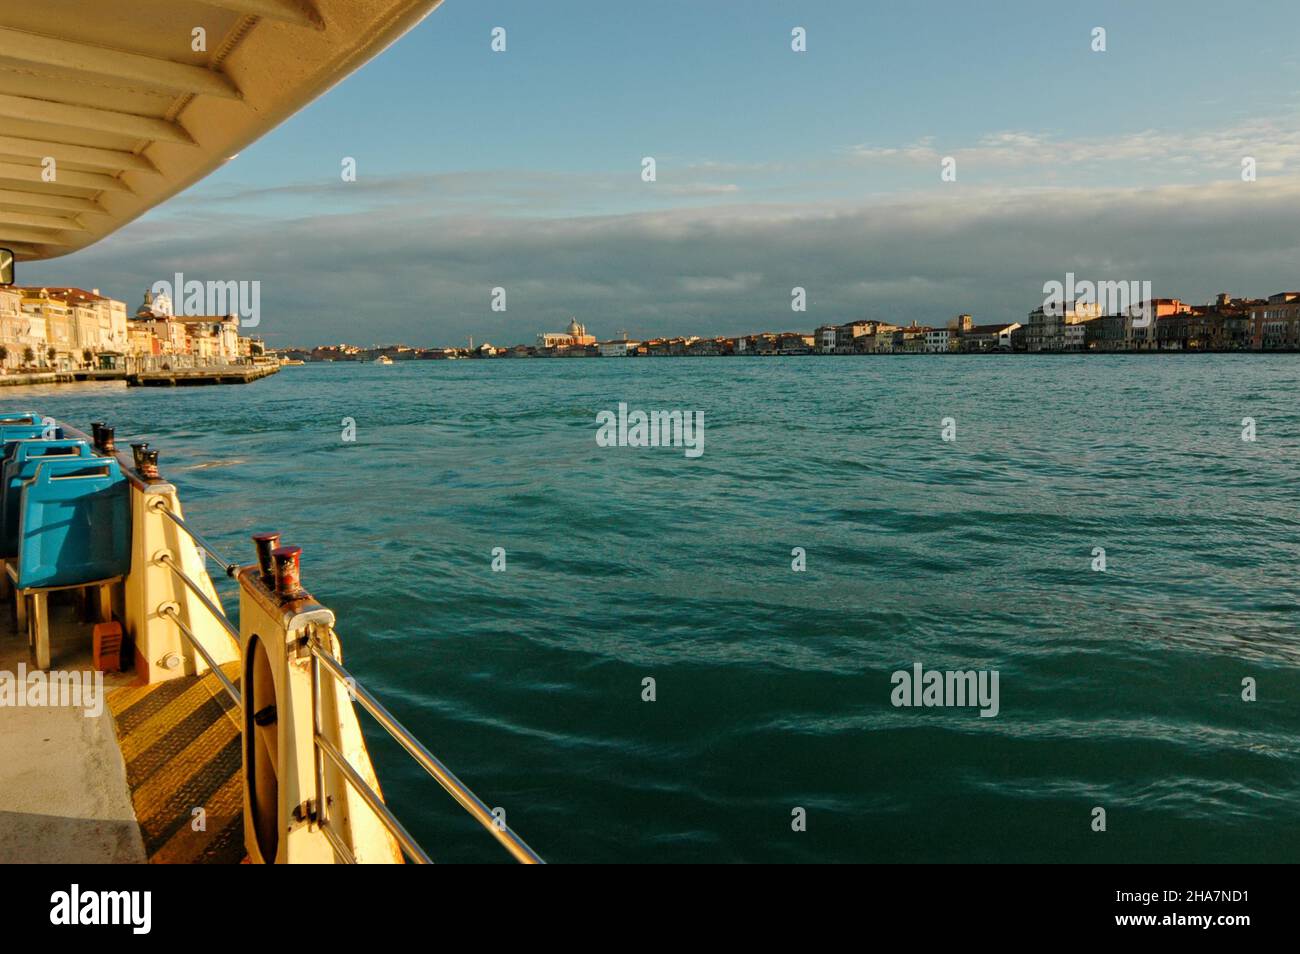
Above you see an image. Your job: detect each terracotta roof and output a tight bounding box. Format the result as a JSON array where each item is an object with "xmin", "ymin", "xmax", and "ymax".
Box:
[{"xmin": 11, "ymin": 286, "xmax": 110, "ymax": 303}]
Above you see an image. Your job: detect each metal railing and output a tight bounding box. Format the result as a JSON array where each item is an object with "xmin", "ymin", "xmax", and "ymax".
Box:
[
  {"xmin": 309, "ymin": 638, "xmax": 544, "ymax": 865},
  {"xmin": 159, "ymin": 603, "xmax": 241, "ymax": 706},
  {"xmin": 149, "ymin": 498, "xmax": 243, "ymax": 706},
  {"xmin": 150, "ymin": 498, "xmax": 240, "ymax": 577},
  {"xmin": 151, "ymin": 497, "xmax": 545, "ymax": 865},
  {"xmin": 155, "ymin": 551, "xmax": 242, "ymax": 708}
]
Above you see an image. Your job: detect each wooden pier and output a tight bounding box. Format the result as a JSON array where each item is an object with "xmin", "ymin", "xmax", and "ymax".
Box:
[
  {"xmin": 126, "ymin": 364, "xmax": 280, "ymax": 387},
  {"xmin": 0, "ymin": 364, "xmax": 280, "ymax": 389}
]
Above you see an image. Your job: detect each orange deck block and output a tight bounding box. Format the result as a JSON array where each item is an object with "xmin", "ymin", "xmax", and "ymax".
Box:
[{"xmin": 93, "ymin": 621, "xmax": 123, "ymax": 672}]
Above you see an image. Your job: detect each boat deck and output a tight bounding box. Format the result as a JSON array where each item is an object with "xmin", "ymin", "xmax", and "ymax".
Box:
[
  {"xmin": 108, "ymin": 660, "xmax": 245, "ymax": 863},
  {"xmin": 0, "ymin": 594, "xmax": 143, "ymax": 863},
  {"xmin": 0, "ymin": 591, "xmax": 246, "ymax": 863}
]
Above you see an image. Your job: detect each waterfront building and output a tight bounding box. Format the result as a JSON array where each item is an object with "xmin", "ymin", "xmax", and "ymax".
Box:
[
  {"xmin": 1025, "ymin": 300, "xmax": 1102, "ymax": 352},
  {"xmin": 537, "ymin": 317, "xmax": 596, "ymax": 351},
  {"xmin": 0, "ymin": 286, "xmax": 28, "ymax": 368},
  {"xmin": 599, "ymin": 339, "xmax": 639, "ymax": 357},
  {"xmin": 126, "ymin": 319, "xmax": 158, "ymax": 356},
  {"xmin": 852, "ymin": 323, "xmax": 901, "ymax": 353},
  {"xmin": 889, "ymin": 325, "xmax": 928, "ymax": 353},
  {"xmin": 776, "ymin": 332, "xmax": 814, "ymax": 354},
  {"xmin": 173, "ymin": 315, "xmax": 240, "ymax": 361},
  {"xmin": 9, "ymin": 288, "xmax": 130, "ymax": 365},
  {"xmin": 133, "ymin": 289, "xmax": 186, "ymax": 355},
  {"xmin": 68, "ymin": 289, "xmax": 129, "ymax": 363},
  {"xmin": 133, "ymin": 314, "xmax": 187, "ymax": 354},
  {"xmin": 311, "ymin": 344, "xmax": 363, "ymax": 361},
  {"xmin": 686, "ymin": 337, "xmax": 733, "ymax": 356},
  {"xmin": 853, "ymin": 333, "xmax": 882, "ymax": 353},
  {"xmin": 1085, "ymin": 313, "xmax": 1126, "ymax": 351},
  {"xmin": 957, "ymin": 321, "xmax": 1020, "ymax": 352},
  {"xmin": 1251, "ymin": 292, "xmax": 1300, "ymax": 350},
  {"xmin": 1156, "ymin": 295, "xmax": 1260, "ymax": 351},
  {"xmin": 1154, "ymin": 310, "xmax": 1221, "ymax": 351},
  {"xmin": 1128, "ymin": 299, "xmax": 1189, "ymax": 351},
  {"xmin": 837, "ymin": 320, "xmax": 888, "ymax": 353},
  {"xmin": 925, "ymin": 327, "xmax": 952, "ymax": 353},
  {"xmin": 359, "ymin": 345, "xmax": 416, "ymax": 362},
  {"xmin": 815, "ymin": 324, "xmax": 838, "ymax": 354},
  {"xmin": 1064, "ymin": 322, "xmax": 1088, "ymax": 351},
  {"xmin": 14, "ymin": 288, "xmax": 78, "ymax": 367},
  {"xmin": 124, "ymin": 289, "xmax": 251, "ymax": 361},
  {"xmin": 1209, "ymin": 295, "xmax": 1264, "ymax": 350}
]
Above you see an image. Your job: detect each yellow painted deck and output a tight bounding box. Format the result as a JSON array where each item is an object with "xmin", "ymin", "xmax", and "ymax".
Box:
[{"xmin": 108, "ymin": 662, "xmax": 246, "ymax": 864}]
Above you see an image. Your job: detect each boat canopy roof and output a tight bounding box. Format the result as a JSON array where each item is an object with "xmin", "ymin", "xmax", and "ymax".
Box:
[{"xmin": 0, "ymin": 0, "xmax": 441, "ymax": 262}]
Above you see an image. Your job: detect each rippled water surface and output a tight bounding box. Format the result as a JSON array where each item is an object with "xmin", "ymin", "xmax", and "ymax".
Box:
[{"xmin": 12, "ymin": 355, "xmax": 1300, "ymax": 862}]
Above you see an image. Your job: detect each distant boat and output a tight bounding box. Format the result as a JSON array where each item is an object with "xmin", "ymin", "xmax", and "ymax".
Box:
[{"xmin": 375, "ymin": 355, "xmax": 393, "ymax": 365}]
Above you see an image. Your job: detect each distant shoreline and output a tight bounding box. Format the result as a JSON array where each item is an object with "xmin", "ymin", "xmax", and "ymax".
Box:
[{"xmin": 285, "ymin": 350, "xmax": 1300, "ymax": 361}]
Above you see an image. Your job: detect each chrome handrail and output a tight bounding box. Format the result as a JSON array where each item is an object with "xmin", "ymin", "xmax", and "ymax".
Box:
[
  {"xmin": 155, "ymin": 552, "xmax": 241, "ymax": 645},
  {"xmin": 310, "ymin": 640, "xmax": 544, "ymax": 865},
  {"xmin": 159, "ymin": 604, "xmax": 241, "ymax": 706},
  {"xmin": 150, "ymin": 498, "xmax": 240, "ymax": 576},
  {"xmin": 315, "ymin": 729, "xmax": 432, "ymax": 864}
]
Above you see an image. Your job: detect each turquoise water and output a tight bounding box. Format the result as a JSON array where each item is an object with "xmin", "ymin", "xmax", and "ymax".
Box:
[{"xmin": 13, "ymin": 356, "xmax": 1300, "ymax": 863}]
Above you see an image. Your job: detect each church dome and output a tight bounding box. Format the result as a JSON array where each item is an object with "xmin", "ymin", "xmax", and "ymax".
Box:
[{"xmin": 566, "ymin": 317, "xmax": 583, "ymax": 336}]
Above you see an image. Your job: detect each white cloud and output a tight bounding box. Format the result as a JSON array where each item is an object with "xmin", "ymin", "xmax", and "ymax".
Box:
[{"xmin": 848, "ymin": 114, "xmax": 1300, "ymax": 176}]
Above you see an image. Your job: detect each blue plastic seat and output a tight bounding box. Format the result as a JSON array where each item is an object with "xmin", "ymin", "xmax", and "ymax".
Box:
[
  {"xmin": 14, "ymin": 457, "xmax": 130, "ymax": 590},
  {"xmin": 0, "ymin": 423, "xmax": 64, "ymax": 450},
  {"xmin": 0, "ymin": 412, "xmax": 43, "ymax": 427},
  {"xmin": 0, "ymin": 440, "xmax": 96, "ymax": 558}
]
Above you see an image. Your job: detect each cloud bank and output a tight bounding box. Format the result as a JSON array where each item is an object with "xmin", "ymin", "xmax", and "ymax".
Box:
[{"xmin": 23, "ymin": 171, "xmax": 1300, "ymax": 347}]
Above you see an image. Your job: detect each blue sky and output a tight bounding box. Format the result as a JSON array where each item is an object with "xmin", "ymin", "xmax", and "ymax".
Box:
[{"xmin": 26, "ymin": 0, "xmax": 1300, "ymax": 346}]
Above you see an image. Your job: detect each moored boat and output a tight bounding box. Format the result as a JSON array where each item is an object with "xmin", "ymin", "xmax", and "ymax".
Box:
[
  {"xmin": 0, "ymin": 410, "xmax": 541, "ymax": 864},
  {"xmin": 0, "ymin": 0, "xmax": 541, "ymax": 865}
]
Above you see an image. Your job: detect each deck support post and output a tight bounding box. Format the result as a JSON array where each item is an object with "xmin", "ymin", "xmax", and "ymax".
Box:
[{"xmin": 30, "ymin": 591, "xmax": 49, "ymax": 669}]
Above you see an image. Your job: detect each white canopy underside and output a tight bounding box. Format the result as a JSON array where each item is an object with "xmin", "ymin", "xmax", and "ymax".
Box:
[{"xmin": 0, "ymin": 0, "xmax": 441, "ymax": 261}]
